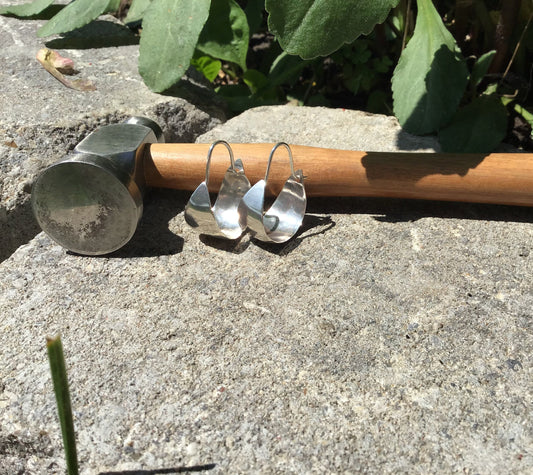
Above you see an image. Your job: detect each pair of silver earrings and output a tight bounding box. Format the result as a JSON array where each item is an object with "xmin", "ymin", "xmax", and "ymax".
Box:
[{"xmin": 184, "ymin": 141, "xmax": 306, "ymax": 243}]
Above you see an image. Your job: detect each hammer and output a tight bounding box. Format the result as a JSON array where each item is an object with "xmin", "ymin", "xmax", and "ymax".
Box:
[{"xmin": 32, "ymin": 117, "xmax": 533, "ymax": 255}]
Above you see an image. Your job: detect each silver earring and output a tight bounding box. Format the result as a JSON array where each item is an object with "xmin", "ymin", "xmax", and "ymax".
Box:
[
  {"xmin": 239, "ymin": 142, "xmax": 306, "ymax": 243},
  {"xmin": 185, "ymin": 140, "xmax": 251, "ymax": 239}
]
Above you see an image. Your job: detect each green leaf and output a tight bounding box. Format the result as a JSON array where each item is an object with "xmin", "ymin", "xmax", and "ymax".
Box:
[
  {"xmin": 438, "ymin": 95, "xmax": 508, "ymax": 153},
  {"xmin": 344, "ymin": 74, "xmax": 362, "ymax": 95},
  {"xmin": 471, "ymin": 50, "xmax": 496, "ymax": 87},
  {"xmin": 244, "ymin": 0, "xmax": 264, "ymax": 35},
  {"xmin": 513, "ymin": 104, "xmax": 533, "ymax": 135},
  {"xmin": 243, "ymin": 69, "xmax": 269, "ymax": 93},
  {"xmin": 46, "ymin": 336, "xmax": 79, "ymax": 475},
  {"xmin": 38, "ymin": 0, "xmax": 110, "ymax": 37},
  {"xmin": 0, "ymin": 0, "xmax": 55, "ymax": 17},
  {"xmin": 191, "ymin": 54, "xmax": 221, "ymax": 82},
  {"xmin": 139, "ymin": 0, "xmax": 211, "ymax": 93},
  {"xmin": 265, "ymin": 0, "xmax": 399, "ymax": 59},
  {"xmin": 216, "ymin": 84, "xmax": 276, "ymax": 113},
  {"xmin": 269, "ymin": 51, "xmax": 309, "ymax": 87},
  {"xmin": 392, "ymin": 0, "xmax": 469, "ymax": 134},
  {"xmin": 105, "ymin": 0, "xmax": 121, "ymax": 14},
  {"xmin": 124, "ymin": 0, "xmax": 152, "ymax": 23},
  {"xmin": 197, "ymin": 0, "xmax": 249, "ymax": 70},
  {"xmin": 366, "ymin": 89, "xmax": 390, "ymax": 114}
]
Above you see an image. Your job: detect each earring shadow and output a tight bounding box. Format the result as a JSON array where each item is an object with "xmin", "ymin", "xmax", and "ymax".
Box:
[
  {"xmin": 251, "ymin": 214, "xmax": 336, "ymax": 255},
  {"xmin": 198, "ymin": 233, "xmax": 252, "ymax": 254}
]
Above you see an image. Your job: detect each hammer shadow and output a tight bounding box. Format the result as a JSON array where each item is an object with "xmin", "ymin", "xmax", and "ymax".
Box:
[
  {"xmin": 110, "ymin": 189, "xmax": 187, "ymax": 258},
  {"xmin": 99, "ymin": 463, "xmax": 216, "ymax": 475},
  {"xmin": 306, "ymin": 196, "xmax": 533, "ymax": 224},
  {"xmin": 97, "ymin": 190, "xmax": 532, "ymax": 259}
]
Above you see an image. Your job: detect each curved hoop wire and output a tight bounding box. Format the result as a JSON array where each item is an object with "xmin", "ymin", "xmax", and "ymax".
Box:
[
  {"xmin": 264, "ymin": 142, "xmax": 297, "ymax": 182},
  {"xmin": 205, "ymin": 140, "xmax": 235, "ymax": 187}
]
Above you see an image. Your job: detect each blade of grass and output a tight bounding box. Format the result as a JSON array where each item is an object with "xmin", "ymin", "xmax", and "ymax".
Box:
[
  {"xmin": 46, "ymin": 335, "xmax": 79, "ymax": 475},
  {"xmin": 514, "ymin": 104, "xmax": 533, "ymax": 139}
]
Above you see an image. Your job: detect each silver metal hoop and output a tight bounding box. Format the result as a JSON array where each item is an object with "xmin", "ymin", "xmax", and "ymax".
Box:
[
  {"xmin": 239, "ymin": 142, "xmax": 306, "ymax": 243},
  {"xmin": 185, "ymin": 141, "xmax": 251, "ymax": 239}
]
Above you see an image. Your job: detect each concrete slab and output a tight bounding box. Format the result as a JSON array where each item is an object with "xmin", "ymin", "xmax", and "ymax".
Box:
[
  {"xmin": 199, "ymin": 105, "xmax": 442, "ymax": 152},
  {"xmin": 0, "ymin": 6, "xmax": 224, "ymax": 262},
  {"xmin": 1, "ymin": 104, "xmax": 532, "ymax": 474}
]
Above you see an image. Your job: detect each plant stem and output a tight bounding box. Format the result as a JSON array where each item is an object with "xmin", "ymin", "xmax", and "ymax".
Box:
[
  {"xmin": 47, "ymin": 335, "xmax": 79, "ymax": 475},
  {"xmin": 503, "ymin": 10, "xmax": 533, "ymax": 79},
  {"xmin": 402, "ymin": 0, "xmax": 412, "ymax": 51},
  {"xmin": 489, "ymin": 0, "xmax": 521, "ymax": 74},
  {"xmin": 386, "ymin": 17, "xmax": 402, "ymax": 40}
]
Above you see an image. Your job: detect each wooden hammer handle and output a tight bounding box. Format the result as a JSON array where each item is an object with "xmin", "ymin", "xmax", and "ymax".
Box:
[{"xmin": 145, "ymin": 143, "xmax": 533, "ymax": 207}]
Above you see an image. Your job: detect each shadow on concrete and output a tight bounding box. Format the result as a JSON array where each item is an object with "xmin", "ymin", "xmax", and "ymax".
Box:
[
  {"xmin": 45, "ymin": 21, "xmax": 138, "ymax": 49},
  {"xmin": 108, "ymin": 189, "xmax": 187, "ymax": 258},
  {"xmin": 5, "ymin": 192, "xmax": 531, "ymax": 263},
  {"xmin": 79, "ymin": 192, "xmax": 533, "ymax": 259},
  {"xmin": 307, "ymin": 197, "xmax": 533, "ymax": 224},
  {"xmin": 0, "ymin": 200, "xmax": 41, "ymax": 264},
  {"xmin": 0, "ymin": 4, "xmax": 64, "ymax": 20},
  {"xmin": 160, "ymin": 71, "xmax": 228, "ymax": 124},
  {"xmin": 196, "ymin": 213, "xmax": 336, "ymax": 255},
  {"xmin": 99, "ymin": 463, "xmax": 216, "ymax": 474},
  {"xmin": 199, "ymin": 234, "xmax": 251, "ymax": 254},
  {"xmin": 251, "ymin": 214, "xmax": 336, "ymax": 255},
  {"xmin": 395, "ymin": 128, "xmax": 441, "ymax": 151}
]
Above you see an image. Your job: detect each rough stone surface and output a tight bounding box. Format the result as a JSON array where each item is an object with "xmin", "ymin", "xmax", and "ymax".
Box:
[
  {"xmin": 0, "ymin": 7, "xmax": 224, "ymax": 262},
  {"xmin": 1, "ymin": 105, "xmax": 532, "ymax": 474},
  {"xmin": 199, "ymin": 105, "xmax": 442, "ymax": 152}
]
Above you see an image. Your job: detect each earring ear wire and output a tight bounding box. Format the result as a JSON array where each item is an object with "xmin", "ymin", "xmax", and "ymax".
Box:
[
  {"xmin": 239, "ymin": 142, "xmax": 306, "ymax": 243},
  {"xmin": 185, "ymin": 140, "xmax": 251, "ymax": 239}
]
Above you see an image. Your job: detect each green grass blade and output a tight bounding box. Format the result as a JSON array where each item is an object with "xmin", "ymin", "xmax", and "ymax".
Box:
[{"xmin": 46, "ymin": 335, "xmax": 79, "ymax": 475}]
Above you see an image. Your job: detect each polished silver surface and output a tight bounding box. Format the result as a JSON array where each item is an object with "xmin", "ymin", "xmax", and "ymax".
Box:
[
  {"xmin": 240, "ymin": 142, "xmax": 306, "ymax": 243},
  {"xmin": 31, "ymin": 117, "xmax": 165, "ymax": 255},
  {"xmin": 185, "ymin": 141, "xmax": 251, "ymax": 240}
]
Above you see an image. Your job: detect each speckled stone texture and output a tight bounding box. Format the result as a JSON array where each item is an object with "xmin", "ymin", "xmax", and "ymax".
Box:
[{"xmin": 1, "ymin": 104, "xmax": 532, "ymax": 474}]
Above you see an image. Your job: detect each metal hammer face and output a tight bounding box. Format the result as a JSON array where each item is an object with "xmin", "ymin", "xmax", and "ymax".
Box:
[{"xmin": 32, "ymin": 117, "xmax": 164, "ymax": 255}]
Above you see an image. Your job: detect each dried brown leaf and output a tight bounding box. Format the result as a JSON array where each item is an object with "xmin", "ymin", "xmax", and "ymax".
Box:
[{"xmin": 36, "ymin": 48, "xmax": 96, "ymax": 91}]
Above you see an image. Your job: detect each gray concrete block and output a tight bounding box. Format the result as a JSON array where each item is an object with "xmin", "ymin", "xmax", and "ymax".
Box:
[
  {"xmin": 1, "ymin": 104, "xmax": 532, "ymax": 474},
  {"xmin": 0, "ymin": 9, "xmax": 224, "ymax": 262},
  {"xmin": 198, "ymin": 105, "xmax": 441, "ymax": 152}
]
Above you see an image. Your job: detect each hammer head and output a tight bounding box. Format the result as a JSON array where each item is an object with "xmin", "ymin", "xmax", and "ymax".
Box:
[{"xmin": 32, "ymin": 117, "xmax": 164, "ymax": 255}]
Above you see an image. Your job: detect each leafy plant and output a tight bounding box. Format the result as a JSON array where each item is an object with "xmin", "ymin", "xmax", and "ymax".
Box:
[
  {"xmin": 138, "ymin": 0, "xmax": 211, "ymax": 93},
  {"xmin": 265, "ymin": 0, "xmax": 399, "ymax": 58},
  {"xmin": 392, "ymin": 0, "xmax": 469, "ymax": 135},
  {"xmin": 2, "ymin": 0, "xmax": 532, "ymax": 152}
]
